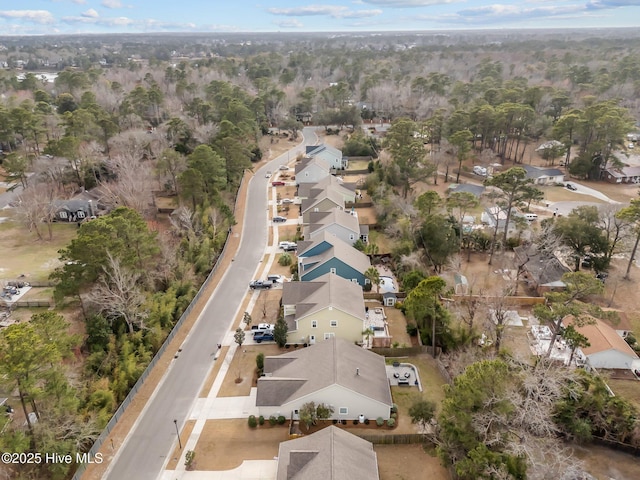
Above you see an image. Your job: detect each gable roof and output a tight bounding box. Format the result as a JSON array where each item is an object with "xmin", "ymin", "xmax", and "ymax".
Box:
[
  {"xmin": 257, "ymin": 337, "xmax": 392, "ymax": 408},
  {"xmin": 307, "ymin": 209, "xmax": 360, "ymax": 237},
  {"xmin": 282, "ymin": 273, "xmax": 365, "ymax": 322},
  {"xmin": 605, "ymin": 165, "xmax": 640, "ymax": 179},
  {"xmin": 565, "ymin": 316, "xmax": 639, "ymax": 359},
  {"xmin": 513, "ymin": 245, "xmax": 570, "ymax": 287},
  {"xmin": 298, "ymin": 176, "xmax": 356, "ymax": 199},
  {"xmin": 277, "ymin": 426, "xmax": 379, "ymax": 480},
  {"xmin": 295, "ymin": 156, "xmax": 331, "ymax": 176},
  {"xmin": 305, "ymin": 144, "xmax": 342, "ymax": 159},
  {"xmin": 300, "ymin": 236, "xmax": 371, "ymax": 277},
  {"xmin": 448, "ymin": 183, "xmax": 486, "ymax": 197},
  {"xmin": 301, "ymin": 187, "xmax": 345, "ymax": 214}
]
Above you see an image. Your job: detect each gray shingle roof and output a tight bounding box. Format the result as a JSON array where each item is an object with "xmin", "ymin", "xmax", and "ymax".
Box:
[
  {"xmin": 277, "ymin": 426, "xmax": 379, "ymax": 480},
  {"xmin": 307, "ymin": 209, "xmax": 360, "ymax": 237},
  {"xmin": 295, "ymin": 156, "xmax": 331, "ymax": 176},
  {"xmin": 298, "ymin": 176, "xmax": 356, "ymax": 200},
  {"xmin": 257, "ymin": 337, "xmax": 392, "ymax": 408},
  {"xmin": 300, "ymin": 234, "xmax": 371, "ymax": 276},
  {"xmin": 282, "ymin": 273, "xmax": 366, "ymax": 324},
  {"xmin": 522, "ymin": 165, "xmax": 563, "ymax": 179},
  {"xmin": 301, "ymin": 187, "xmax": 345, "ymax": 215}
]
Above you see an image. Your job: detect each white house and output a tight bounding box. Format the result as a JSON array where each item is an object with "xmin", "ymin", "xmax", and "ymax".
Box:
[
  {"xmin": 565, "ymin": 316, "xmax": 640, "ymax": 371},
  {"xmin": 305, "ymin": 144, "xmax": 348, "ymax": 170},
  {"xmin": 522, "ymin": 165, "xmax": 564, "ymax": 185},
  {"xmin": 256, "ymin": 337, "xmax": 393, "ymax": 421}
]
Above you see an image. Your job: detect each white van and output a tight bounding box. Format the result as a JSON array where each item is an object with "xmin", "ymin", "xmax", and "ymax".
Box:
[
  {"xmin": 524, "ymin": 213, "xmax": 538, "ymax": 221},
  {"xmin": 473, "ymin": 165, "xmax": 487, "ymax": 176}
]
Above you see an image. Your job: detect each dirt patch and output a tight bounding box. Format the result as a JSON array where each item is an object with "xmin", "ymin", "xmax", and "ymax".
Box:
[
  {"xmin": 192, "ymin": 419, "xmax": 286, "ymax": 471},
  {"xmin": 165, "ymin": 420, "xmax": 195, "ymax": 470},
  {"xmin": 217, "ymin": 344, "xmax": 282, "ymax": 397},
  {"xmin": 249, "ymin": 288, "xmax": 282, "ymax": 326},
  {"xmin": 574, "ymin": 443, "xmax": 640, "ymax": 480},
  {"xmin": 199, "ymin": 346, "xmax": 229, "ymax": 398},
  {"xmin": 354, "ymin": 206, "xmax": 377, "ymax": 225},
  {"xmin": 375, "ymin": 444, "xmax": 450, "ymax": 480},
  {"xmin": 269, "ymin": 255, "xmax": 293, "ymax": 278},
  {"xmin": 607, "ymin": 378, "xmax": 640, "ymax": 410},
  {"xmin": 276, "ymin": 225, "xmax": 299, "ymax": 243}
]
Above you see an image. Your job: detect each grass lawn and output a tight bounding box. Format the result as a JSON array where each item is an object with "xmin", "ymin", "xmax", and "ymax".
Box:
[
  {"xmin": 369, "ymin": 230, "xmax": 396, "ymax": 255},
  {"xmin": 539, "ymin": 185, "xmax": 605, "ymax": 204},
  {"xmin": 217, "ymin": 343, "xmax": 282, "ymax": 397},
  {"xmin": 375, "ymin": 444, "xmax": 450, "ymax": 480},
  {"xmin": 0, "ymin": 220, "xmax": 78, "ymax": 282},
  {"xmin": 347, "ymin": 159, "xmax": 371, "ymax": 171},
  {"xmin": 384, "ymin": 305, "xmax": 412, "ymax": 347},
  {"xmin": 607, "ymin": 378, "xmax": 640, "ymax": 410}
]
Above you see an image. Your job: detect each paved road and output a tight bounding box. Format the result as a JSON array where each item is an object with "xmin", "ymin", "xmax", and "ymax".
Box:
[{"xmin": 104, "ymin": 128, "xmax": 317, "ymax": 480}]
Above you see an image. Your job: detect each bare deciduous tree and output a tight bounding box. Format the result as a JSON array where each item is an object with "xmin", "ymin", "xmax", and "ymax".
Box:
[{"xmin": 88, "ymin": 252, "xmax": 148, "ymax": 333}]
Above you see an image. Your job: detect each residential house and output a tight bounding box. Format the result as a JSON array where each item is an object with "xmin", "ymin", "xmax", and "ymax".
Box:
[
  {"xmin": 53, "ymin": 188, "xmax": 104, "ymax": 222},
  {"xmin": 306, "ymin": 144, "xmax": 348, "ymax": 170},
  {"xmin": 276, "ymin": 426, "xmax": 379, "ymax": 480},
  {"xmin": 522, "ymin": 165, "xmax": 565, "ymax": 185},
  {"xmin": 295, "ymin": 157, "xmax": 332, "ymax": 186},
  {"xmin": 564, "ymin": 316, "xmax": 640, "ymax": 371},
  {"xmin": 301, "ymin": 188, "xmax": 345, "ymax": 224},
  {"xmin": 297, "ymin": 176, "xmax": 356, "ymax": 203},
  {"xmin": 513, "ymin": 245, "xmax": 570, "ymax": 295},
  {"xmin": 256, "ymin": 337, "xmax": 393, "ymax": 421},
  {"xmin": 282, "ymin": 273, "xmax": 366, "ymax": 345},
  {"xmin": 603, "ymin": 166, "xmax": 640, "ymax": 184},
  {"xmin": 304, "ymin": 209, "xmax": 367, "ymax": 244},
  {"xmin": 298, "ymin": 232, "xmax": 371, "ymax": 286},
  {"xmin": 481, "ymin": 206, "xmax": 522, "ymax": 237}
]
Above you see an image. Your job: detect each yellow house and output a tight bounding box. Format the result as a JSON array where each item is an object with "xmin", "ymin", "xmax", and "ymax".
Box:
[{"xmin": 282, "ymin": 273, "xmax": 365, "ymax": 345}]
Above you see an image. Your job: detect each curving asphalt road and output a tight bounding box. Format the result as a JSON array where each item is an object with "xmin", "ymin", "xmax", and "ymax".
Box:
[{"xmin": 103, "ymin": 127, "xmax": 317, "ymax": 480}]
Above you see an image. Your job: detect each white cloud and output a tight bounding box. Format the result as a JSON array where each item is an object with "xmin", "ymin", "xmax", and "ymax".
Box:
[
  {"xmin": 81, "ymin": 8, "xmax": 99, "ymax": 18},
  {"xmin": 434, "ymin": 3, "xmax": 593, "ymax": 25},
  {"xmin": 0, "ymin": 10, "xmax": 55, "ymax": 24},
  {"xmin": 101, "ymin": 0, "xmax": 123, "ymax": 8},
  {"xmin": 72, "ymin": 0, "xmax": 88, "ymax": 4},
  {"xmin": 362, "ymin": 0, "xmax": 458, "ymax": 6},
  {"xmin": 274, "ymin": 19, "xmax": 304, "ymax": 28},
  {"xmin": 267, "ymin": 4, "xmax": 382, "ymax": 18}
]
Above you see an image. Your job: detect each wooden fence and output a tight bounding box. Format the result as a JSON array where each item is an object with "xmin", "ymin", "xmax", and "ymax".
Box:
[
  {"xmin": 354, "ymin": 433, "xmax": 434, "ymax": 445},
  {"xmin": 10, "ymin": 300, "xmax": 53, "ymax": 308},
  {"xmin": 449, "ymin": 295, "xmax": 545, "ymax": 306},
  {"xmin": 371, "ymin": 346, "xmax": 434, "ymax": 357}
]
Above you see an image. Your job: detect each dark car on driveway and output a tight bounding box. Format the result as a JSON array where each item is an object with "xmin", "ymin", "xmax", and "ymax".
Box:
[
  {"xmin": 254, "ymin": 332, "xmax": 275, "ymax": 343},
  {"xmin": 273, "ymin": 216, "xmax": 287, "ymax": 223},
  {"xmin": 249, "ymin": 280, "xmax": 272, "ymax": 290},
  {"xmin": 565, "ymin": 183, "xmax": 577, "ymax": 191}
]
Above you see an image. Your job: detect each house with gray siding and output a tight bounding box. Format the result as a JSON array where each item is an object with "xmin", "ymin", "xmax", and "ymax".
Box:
[
  {"xmin": 297, "ymin": 176, "xmax": 356, "ymax": 202},
  {"xmin": 305, "ymin": 144, "xmax": 347, "ymax": 170},
  {"xmin": 295, "ymin": 157, "xmax": 331, "ymax": 185},
  {"xmin": 300, "ymin": 188, "xmax": 345, "ymax": 224},
  {"xmin": 304, "ymin": 209, "xmax": 363, "ymax": 244}
]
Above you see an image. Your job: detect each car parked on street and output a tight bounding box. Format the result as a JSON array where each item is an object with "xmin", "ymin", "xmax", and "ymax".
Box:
[
  {"xmin": 265, "ymin": 171, "xmax": 272, "ymax": 178},
  {"xmin": 249, "ymin": 280, "xmax": 272, "ymax": 290}
]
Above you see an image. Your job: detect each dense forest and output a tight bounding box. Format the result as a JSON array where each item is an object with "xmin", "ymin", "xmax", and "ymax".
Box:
[{"xmin": 1, "ymin": 29, "xmax": 640, "ymax": 479}]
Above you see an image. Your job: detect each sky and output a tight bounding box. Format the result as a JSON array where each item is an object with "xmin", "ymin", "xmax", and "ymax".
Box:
[{"xmin": 1, "ymin": 0, "xmax": 640, "ymax": 35}]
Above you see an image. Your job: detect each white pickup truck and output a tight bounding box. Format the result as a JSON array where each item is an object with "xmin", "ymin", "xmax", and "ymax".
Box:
[{"xmin": 250, "ymin": 323, "xmax": 274, "ymax": 335}]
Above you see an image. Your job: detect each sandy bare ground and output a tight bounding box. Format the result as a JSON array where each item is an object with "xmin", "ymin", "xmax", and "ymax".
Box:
[{"xmin": 375, "ymin": 444, "xmax": 450, "ymax": 480}]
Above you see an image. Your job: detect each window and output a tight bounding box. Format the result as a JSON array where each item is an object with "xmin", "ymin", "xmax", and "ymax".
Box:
[
  {"xmin": 352, "ymin": 279, "xmax": 358, "ymax": 283},
  {"xmin": 365, "ymin": 279, "xmax": 371, "ymax": 285},
  {"xmin": 59, "ymin": 211, "xmax": 68, "ymax": 219},
  {"xmin": 330, "ymin": 320, "xmax": 338, "ymax": 327},
  {"xmin": 312, "ymin": 321, "xmax": 317, "ymax": 328},
  {"xmin": 77, "ymin": 211, "xmax": 85, "ymax": 219},
  {"xmin": 330, "ymin": 268, "xmax": 337, "ymax": 274},
  {"xmin": 324, "ymin": 333, "xmax": 335, "ymax": 340},
  {"xmin": 339, "ymin": 407, "xmax": 348, "ymax": 415},
  {"xmin": 313, "ymin": 207, "xmax": 319, "ymax": 212}
]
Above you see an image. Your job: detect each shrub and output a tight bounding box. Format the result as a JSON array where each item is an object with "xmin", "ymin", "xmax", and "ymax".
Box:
[
  {"xmin": 387, "ymin": 418, "xmax": 396, "ymax": 427},
  {"xmin": 248, "ymin": 415, "xmax": 257, "ymax": 428},
  {"xmin": 258, "ymin": 415, "xmax": 265, "ymax": 426},
  {"xmin": 353, "ymin": 419, "xmax": 359, "ymax": 425},
  {"xmin": 391, "ymin": 403, "xmax": 398, "ymax": 414},
  {"xmin": 364, "ymin": 418, "xmax": 370, "ymax": 425},
  {"xmin": 376, "ymin": 417, "xmax": 384, "ymax": 426},
  {"xmin": 256, "ymin": 352, "xmax": 264, "ymax": 376},
  {"xmin": 332, "ymin": 419, "xmax": 338, "ymax": 424},
  {"xmin": 341, "ymin": 419, "xmax": 347, "ymax": 425},
  {"xmin": 391, "ymin": 412, "xmax": 397, "ymax": 419},
  {"xmin": 185, "ymin": 450, "xmax": 195, "ymax": 470},
  {"xmin": 406, "ymin": 323, "xmax": 418, "ymax": 337},
  {"xmin": 269, "ymin": 415, "xmax": 277, "ymax": 426},
  {"xmin": 279, "ymin": 253, "xmax": 292, "ymax": 266},
  {"xmin": 363, "ymin": 282, "xmax": 372, "ymax": 292},
  {"xmin": 277, "ymin": 415, "xmax": 286, "ymax": 425}
]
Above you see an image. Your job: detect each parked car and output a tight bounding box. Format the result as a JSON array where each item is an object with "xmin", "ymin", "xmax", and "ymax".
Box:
[
  {"xmin": 280, "ymin": 198, "xmax": 294, "ymax": 204},
  {"xmin": 279, "ymin": 241, "xmax": 297, "ymax": 250},
  {"xmin": 251, "ymin": 323, "xmax": 275, "ymax": 333},
  {"xmin": 273, "ymin": 216, "xmax": 287, "ymax": 223},
  {"xmin": 629, "ymin": 143, "xmax": 635, "ymax": 149},
  {"xmin": 254, "ymin": 332, "xmax": 275, "ymax": 343},
  {"xmin": 249, "ymin": 280, "xmax": 272, "ymax": 290},
  {"xmin": 473, "ymin": 165, "xmax": 487, "ymax": 176},
  {"xmin": 265, "ymin": 171, "xmax": 272, "ymax": 178},
  {"xmin": 565, "ymin": 183, "xmax": 577, "ymax": 191},
  {"xmin": 272, "ymin": 181, "xmax": 285, "ymax": 186},
  {"xmin": 279, "ymin": 165, "xmax": 289, "ymax": 170},
  {"xmin": 267, "ymin": 274, "xmax": 284, "ymax": 283}
]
